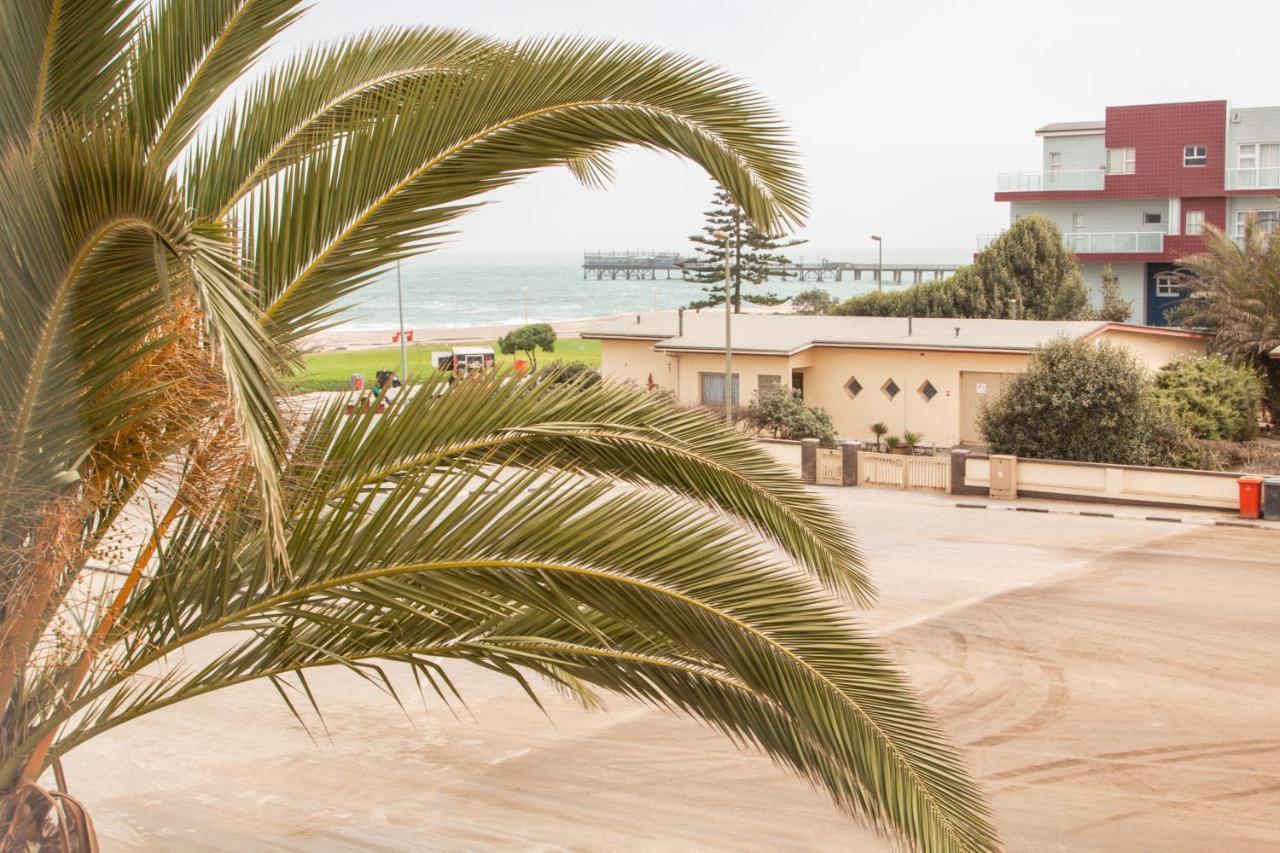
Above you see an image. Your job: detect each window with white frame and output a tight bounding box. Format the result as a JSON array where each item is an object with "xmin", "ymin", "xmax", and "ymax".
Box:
[
  {"xmin": 1238, "ymin": 142, "xmax": 1280, "ymax": 169},
  {"xmin": 1072, "ymin": 213, "xmax": 1085, "ymax": 232},
  {"xmin": 757, "ymin": 374, "xmax": 782, "ymax": 395},
  {"xmin": 1235, "ymin": 210, "xmax": 1280, "ymax": 237},
  {"xmin": 1107, "ymin": 147, "xmax": 1136, "ymax": 175},
  {"xmin": 1154, "ymin": 272, "xmax": 1182, "ymax": 298},
  {"xmin": 699, "ymin": 372, "xmax": 739, "ymax": 407},
  {"xmin": 1048, "ymin": 152, "xmax": 1061, "ymax": 171},
  {"xmin": 1183, "ymin": 145, "xmax": 1207, "ymax": 166},
  {"xmin": 1185, "ymin": 210, "xmax": 1205, "ymax": 235},
  {"xmin": 1143, "ymin": 212, "xmax": 1162, "ymax": 225}
]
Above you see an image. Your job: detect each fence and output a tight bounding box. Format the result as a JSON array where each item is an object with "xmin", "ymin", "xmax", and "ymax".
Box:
[{"xmin": 857, "ymin": 451, "xmax": 951, "ymax": 493}]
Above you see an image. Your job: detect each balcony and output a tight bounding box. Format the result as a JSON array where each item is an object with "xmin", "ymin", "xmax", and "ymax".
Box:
[
  {"xmin": 978, "ymin": 231, "xmax": 1164, "ymax": 254},
  {"xmin": 1226, "ymin": 167, "xmax": 1280, "ymax": 190},
  {"xmin": 995, "ymin": 169, "xmax": 1106, "ymax": 192}
]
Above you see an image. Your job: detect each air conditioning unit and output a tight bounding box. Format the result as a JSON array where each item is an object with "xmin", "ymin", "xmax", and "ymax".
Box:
[{"xmin": 1231, "ymin": 111, "xmax": 1243, "ymax": 124}]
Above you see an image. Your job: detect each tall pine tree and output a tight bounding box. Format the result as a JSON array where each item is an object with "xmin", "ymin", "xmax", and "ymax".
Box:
[{"xmin": 684, "ymin": 187, "xmax": 805, "ymax": 311}]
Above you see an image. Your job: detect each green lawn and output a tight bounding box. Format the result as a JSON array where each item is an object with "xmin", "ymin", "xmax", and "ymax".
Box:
[{"xmin": 290, "ymin": 338, "xmax": 601, "ymax": 393}]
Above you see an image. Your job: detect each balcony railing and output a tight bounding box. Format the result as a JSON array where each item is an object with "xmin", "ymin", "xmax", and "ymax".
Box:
[
  {"xmin": 1226, "ymin": 167, "xmax": 1280, "ymax": 190},
  {"xmin": 1065, "ymin": 232, "xmax": 1164, "ymax": 253},
  {"xmin": 978, "ymin": 231, "xmax": 1164, "ymax": 254},
  {"xmin": 996, "ymin": 169, "xmax": 1106, "ymax": 192}
]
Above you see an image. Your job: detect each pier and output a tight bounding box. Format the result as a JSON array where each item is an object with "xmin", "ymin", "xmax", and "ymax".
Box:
[{"xmin": 583, "ymin": 251, "xmax": 963, "ymax": 284}]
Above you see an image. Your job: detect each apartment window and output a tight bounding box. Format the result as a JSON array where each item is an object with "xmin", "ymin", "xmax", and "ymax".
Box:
[
  {"xmin": 1072, "ymin": 213, "xmax": 1085, "ymax": 232},
  {"xmin": 757, "ymin": 374, "xmax": 782, "ymax": 395},
  {"xmin": 917, "ymin": 380, "xmax": 938, "ymax": 402},
  {"xmin": 1154, "ymin": 272, "xmax": 1182, "ymax": 299},
  {"xmin": 699, "ymin": 372, "xmax": 739, "ymax": 407},
  {"xmin": 881, "ymin": 378, "xmax": 900, "ymax": 400},
  {"xmin": 1143, "ymin": 212, "xmax": 1163, "ymax": 225},
  {"xmin": 1235, "ymin": 210, "xmax": 1280, "ymax": 238},
  {"xmin": 843, "ymin": 375, "xmax": 863, "ymax": 399},
  {"xmin": 1185, "ymin": 210, "xmax": 1205, "ymax": 236},
  {"xmin": 1107, "ymin": 147, "xmax": 1136, "ymax": 175},
  {"xmin": 1183, "ymin": 145, "xmax": 1207, "ymax": 166}
]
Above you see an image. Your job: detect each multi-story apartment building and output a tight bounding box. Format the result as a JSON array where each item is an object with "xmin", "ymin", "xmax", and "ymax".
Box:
[{"xmin": 992, "ymin": 100, "xmax": 1280, "ymax": 325}]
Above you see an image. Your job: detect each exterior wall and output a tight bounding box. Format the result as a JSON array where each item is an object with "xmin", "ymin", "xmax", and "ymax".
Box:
[
  {"xmin": 1011, "ymin": 198, "xmax": 1169, "ymax": 234},
  {"xmin": 599, "ymin": 338, "xmax": 674, "ymax": 391},
  {"xmin": 1094, "ymin": 328, "xmax": 1207, "ymax": 369},
  {"xmin": 965, "ymin": 455, "xmax": 1239, "ymax": 510},
  {"xmin": 1104, "ymin": 101, "xmax": 1227, "ymax": 198},
  {"xmin": 1225, "ymin": 105, "xmax": 1280, "ymax": 193},
  {"xmin": 1226, "ymin": 195, "xmax": 1280, "ymax": 235},
  {"xmin": 1080, "ymin": 262, "xmax": 1144, "ymax": 313},
  {"xmin": 799, "ymin": 348, "xmax": 1031, "ymax": 447},
  {"xmin": 1041, "ymin": 133, "xmax": 1106, "ymax": 173}
]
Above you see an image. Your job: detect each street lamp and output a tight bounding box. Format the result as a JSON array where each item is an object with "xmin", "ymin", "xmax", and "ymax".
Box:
[
  {"xmin": 871, "ymin": 234, "xmax": 883, "ymax": 292},
  {"xmin": 713, "ymin": 229, "xmax": 733, "ymax": 423}
]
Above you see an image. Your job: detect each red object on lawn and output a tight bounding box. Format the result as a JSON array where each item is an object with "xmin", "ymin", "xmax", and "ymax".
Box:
[{"xmin": 1238, "ymin": 476, "xmax": 1263, "ymax": 519}]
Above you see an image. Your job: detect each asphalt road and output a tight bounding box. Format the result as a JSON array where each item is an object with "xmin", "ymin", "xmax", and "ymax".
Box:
[{"xmin": 64, "ymin": 485, "xmax": 1280, "ymax": 851}]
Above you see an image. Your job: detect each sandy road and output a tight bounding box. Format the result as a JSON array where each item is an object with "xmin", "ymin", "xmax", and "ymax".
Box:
[{"xmin": 63, "ymin": 484, "xmax": 1280, "ymax": 851}]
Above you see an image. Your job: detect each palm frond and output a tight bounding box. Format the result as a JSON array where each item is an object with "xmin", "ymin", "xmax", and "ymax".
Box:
[
  {"xmin": 32, "ymin": 391, "xmax": 995, "ymax": 851},
  {"xmin": 129, "ymin": 0, "xmax": 307, "ymax": 165}
]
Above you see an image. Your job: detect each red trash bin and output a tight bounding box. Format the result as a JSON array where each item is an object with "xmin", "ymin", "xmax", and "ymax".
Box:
[{"xmin": 1238, "ymin": 476, "xmax": 1263, "ymax": 519}]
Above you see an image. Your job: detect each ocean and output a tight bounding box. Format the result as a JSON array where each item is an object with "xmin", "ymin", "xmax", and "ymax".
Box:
[{"xmin": 335, "ymin": 249, "xmax": 972, "ymax": 330}]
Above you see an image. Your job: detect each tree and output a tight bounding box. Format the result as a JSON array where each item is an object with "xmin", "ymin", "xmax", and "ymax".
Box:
[
  {"xmin": 1092, "ymin": 264, "xmax": 1133, "ymax": 323},
  {"xmin": 979, "ymin": 337, "xmax": 1199, "ymax": 467},
  {"xmin": 685, "ymin": 187, "xmax": 806, "ymax": 312},
  {"xmin": 833, "ymin": 215, "xmax": 1091, "ymax": 321},
  {"xmin": 0, "ymin": 4, "xmax": 995, "ymax": 852},
  {"xmin": 498, "ymin": 323, "xmax": 557, "ymax": 370},
  {"xmin": 1152, "ymin": 356, "xmax": 1266, "ymax": 441},
  {"xmin": 1169, "ymin": 216, "xmax": 1280, "ymax": 414},
  {"xmin": 742, "ymin": 386, "xmax": 836, "ymax": 445},
  {"xmin": 790, "ymin": 288, "xmax": 835, "ymax": 315}
]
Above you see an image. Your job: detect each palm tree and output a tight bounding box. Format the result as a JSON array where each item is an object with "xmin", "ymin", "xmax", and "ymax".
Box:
[
  {"xmin": 1173, "ymin": 215, "xmax": 1280, "ymax": 409},
  {"xmin": 0, "ymin": 2, "xmax": 997, "ymax": 851}
]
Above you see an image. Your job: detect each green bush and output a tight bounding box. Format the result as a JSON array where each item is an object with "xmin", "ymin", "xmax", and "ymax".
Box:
[
  {"xmin": 743, "ymin": 387, "xmax": 836, "ymax": 446},
  {"xmin": 978, "ymin": 337, "xmax": 1200, "ymax": 467},
  {"xmin": 833, "ymin": 215, "xmax": 1090, "ymax": 321},
  {"xmin": 541, "ymin": 360, "xmax": 602, "ymax": 387},
  {"xmin": 790, "ymin": 288, "xmax": 835, "ymax": 315},
  {"xmin": 1151, "ymin": 356, "xmax": 1265, "ymax": 441}
]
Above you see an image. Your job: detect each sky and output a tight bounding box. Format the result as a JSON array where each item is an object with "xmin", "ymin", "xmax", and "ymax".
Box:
[{"xmin": 269, "ymin": 0, "xmax": 1280, "ymax": 261}]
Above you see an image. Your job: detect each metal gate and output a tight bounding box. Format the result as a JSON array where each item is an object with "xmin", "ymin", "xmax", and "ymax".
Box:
[{"xmin": 816, "ymin": 448, "xmax": 843, "ymax": 485}]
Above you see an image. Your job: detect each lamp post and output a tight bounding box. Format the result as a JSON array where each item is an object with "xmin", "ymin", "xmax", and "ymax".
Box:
[
  {"xmin": 871, "ymin": 234, "xmax": 883, "ymax": 292},
  {"xmin": 396, "ymin": 259, "xmax": 407, "ymax": 383},
  {"xmin": 713, "ymin": 229, "xmax": 733, "ymax": 423}
]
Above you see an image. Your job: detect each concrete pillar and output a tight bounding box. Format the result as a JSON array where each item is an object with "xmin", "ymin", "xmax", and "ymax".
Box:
[
  {"xmin": 949, "ymin": 448, "xmax": 987, "ymax": 496},
  {"xmin": 800, "ymin": 438, "xmax": 818, "ymax": 484},
  {"xmin": 840, "ymin": 440, "xmax": 860, "ymax": 486}
]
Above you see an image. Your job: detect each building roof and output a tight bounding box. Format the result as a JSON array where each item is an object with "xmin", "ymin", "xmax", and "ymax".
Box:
[
  {"xmin": 1035, "ymin": 120, "xmax": 1105, "ymax": 136},
  {"xmin": 582, "ymin": 313, "xmax": 1201, "ymax": 356}
]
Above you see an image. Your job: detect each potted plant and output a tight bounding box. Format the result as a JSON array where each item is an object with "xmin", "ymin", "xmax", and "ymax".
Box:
[
  {"xmin": 870, "ymin": 421, "xmax": 888, "ymax": 451},
  {"xmin": 884, "ymin": 435, "xmax": 903, "ymax": 454},
  {"xmin": 902, "ymin": 431, "xmax": 924, "ymax": 455}
]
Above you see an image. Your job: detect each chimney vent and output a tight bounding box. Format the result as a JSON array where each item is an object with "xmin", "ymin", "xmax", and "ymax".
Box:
[
  {"xmin": 678, "ymin": 307, "xmax": 684, "ymax": 336},
  {"xmin": 908, "ymin": 317, "xmax": 913, "ymax": 335},
  {"xmin": 954, "ymin": 326, "xmax": 961, "ymax": 337}
]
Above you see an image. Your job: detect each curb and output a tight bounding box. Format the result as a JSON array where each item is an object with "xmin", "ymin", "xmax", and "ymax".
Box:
[{"xmin": 952, "ymin": 502, "xmax": 1277, "ymax": 530}]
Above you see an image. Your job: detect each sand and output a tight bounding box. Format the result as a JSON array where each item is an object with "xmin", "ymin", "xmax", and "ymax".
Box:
[{"xmin": 62, "ymin": 463, "xmax": 1280, "ymax": 851}]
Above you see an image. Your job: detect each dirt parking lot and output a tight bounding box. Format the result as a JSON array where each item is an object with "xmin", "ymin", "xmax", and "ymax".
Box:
[{"xmin": 66, "ymin": 485, "xmax": 1280, "ymax": 851}]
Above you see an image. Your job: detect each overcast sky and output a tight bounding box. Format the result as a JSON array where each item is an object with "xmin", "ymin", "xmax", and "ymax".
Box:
[{"xmin": 273, "ymin": 0, "xmax": 1280, "ymax": 259}]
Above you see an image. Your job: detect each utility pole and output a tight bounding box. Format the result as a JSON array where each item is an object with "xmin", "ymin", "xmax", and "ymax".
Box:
[
  {"xmin": 714, "ymin": 229, "xmax": 733, "ymax": 424},
  {"xmin": 871, "ymin": 234, "xmax": 883, "ymax": 292},
  {"xmin": 396, "ymin": 260, "xmax": 407, "ymax": 383}
]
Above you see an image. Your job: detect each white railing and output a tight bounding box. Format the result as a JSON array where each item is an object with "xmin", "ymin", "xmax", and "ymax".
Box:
[
  {"xmin": 1226, "ymin": 167, "xmax": 1280, "ymax": 190},
  {"xmin": 1064, "ymin": 231, "xmax": 1164, "ymax": 253},
  {"xmin": 978, "ymin": 231, "xmax": 1164, "ymax": 254},
  {"xmin": 857, "ymin": 451, "xmax": 950, "ymax": 493},
  {"xmin": 996, "ymin": 169, "xmax": 1106, "ymax": 192}
]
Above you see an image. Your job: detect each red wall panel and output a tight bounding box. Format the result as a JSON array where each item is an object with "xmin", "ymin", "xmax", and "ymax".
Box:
[{"xmin": 1103, "ymin": 101, "xmax": 1227, "ymax": 198}]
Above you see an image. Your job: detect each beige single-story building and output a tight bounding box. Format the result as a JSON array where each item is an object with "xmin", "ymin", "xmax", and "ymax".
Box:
[{"xmin": 583, "ymin": 313, "xmax": 1208, "ymax": 447}]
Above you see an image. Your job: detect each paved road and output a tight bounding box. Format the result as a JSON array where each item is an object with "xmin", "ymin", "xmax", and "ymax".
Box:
[{"xmin": 64, "ymin": 486, "xmax": 1280, "ymax": 851}]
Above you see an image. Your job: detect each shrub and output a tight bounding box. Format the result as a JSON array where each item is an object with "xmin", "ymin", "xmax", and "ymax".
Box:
[
  {"xmin": 743, "ymin": 387, "xmax": 836, "ymax": 446},
  {"xmin": 790, "ymin": 288, "xmax": 836, "ymax": 315},
  {"xmin": 833, "ymin": 215, "xmax": 1090, "ymax": 321},
  {"xmin": 1151, "ymin": 356, "xmax": 1265, "ymax": 441},
  {"xmin": 542, "ymin": 360, "xmax": 602, "ymax": 388},
  {"xmin": 1092, "ymin": 264, "xmax": 1133, "ymax": 322},
  {"xmin": 978, "ymin": 336, "xmax": 1200, "ymax": 467}
]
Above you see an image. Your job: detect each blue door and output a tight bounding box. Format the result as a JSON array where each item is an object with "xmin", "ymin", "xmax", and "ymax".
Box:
[{"xmin": 1144, "ymin": 263, "xmax": 1186, "ymax": 326}]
